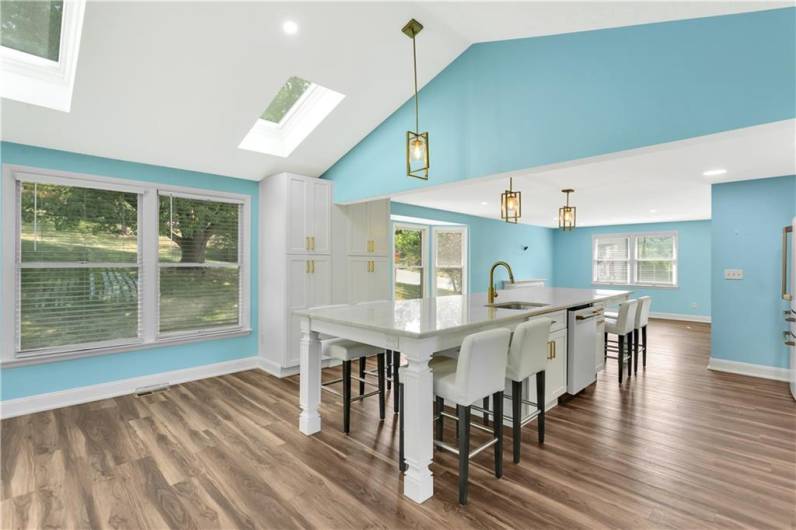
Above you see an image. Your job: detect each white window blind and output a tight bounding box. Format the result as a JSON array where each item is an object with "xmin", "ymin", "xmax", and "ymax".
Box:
[
  {"xmin": 433, "ymin": 227, "xmax": 467, "ymax": 296},
  {"xmin": 158, "ymin": 194, "xmax": 241, "ymax": 335},
  {"xmin": 16, "ymin": 181, "xmax": 142, "ymax": 354},
  {"xmin": 593, "ymin": 235, "xmax": 630, "ymax": 284},
  {"xmin": 593, "ymin": 232, "xmax": 678, "ymax": 287}
]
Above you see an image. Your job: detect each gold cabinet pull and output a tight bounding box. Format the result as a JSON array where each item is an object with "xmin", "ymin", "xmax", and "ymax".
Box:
[
  {"xmin": 311, "ymin": 236, "xmax": 316, "ymax": 251},
  {"xmin": 306, "ymin": 260, "xmax": 310, "ymax": 274},
  {"xmin": 552, "ymin": 340, "xmax": 556, "ymax": 359},
  {"xmin": 311, "ymin": 260, "xmax": 315, "ymax": 273},
  {"xmin": 306, "ymin": 236, "xmax": 310, "ymax": 251},
  {"xmin": 547, "ymin": 340, "xmax": 554, "ymax": 360}
]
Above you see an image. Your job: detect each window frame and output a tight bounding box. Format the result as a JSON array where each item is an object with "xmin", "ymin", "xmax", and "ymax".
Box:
[
  {"xmin": 0, "ymin": 0, "xmax": 87, "ymax": 112},
  {"xmin": 391, "ymin": 221, "xmax": 428, "ymax": 300},
  {"xmin": 592, "ymin": 231, "xmax": 678, "ymax": 288},
  {"xmin": 1, "ymin": 164, "xmax": 252, "ymax": 367},
  {"xmin": 431, "ymin": 225, "xmax": 469, "ymax": 297}
]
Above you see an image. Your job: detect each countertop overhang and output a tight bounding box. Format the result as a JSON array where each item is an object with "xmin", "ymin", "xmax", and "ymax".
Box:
[{"xmin": 295, "ymin": 286, "xmax": 631, "ymax": 339}]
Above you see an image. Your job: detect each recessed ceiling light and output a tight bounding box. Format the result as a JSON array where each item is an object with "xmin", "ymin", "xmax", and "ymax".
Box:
[
  {"xmin": 649, "ymin": 209, "xmax": 657, "ymax": 213},
  {"xmin": 703, "ymin": 168, "xmax": 727, "ymax": 177},
  {"xmin": 480, "ymin": 201, "xmax": 488, "ymax": 206},
  {"xmin": 283, "ymin": 20, "xmax": 299, "ymax": 35}
]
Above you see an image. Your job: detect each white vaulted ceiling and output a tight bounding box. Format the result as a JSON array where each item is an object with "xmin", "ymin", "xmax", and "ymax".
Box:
[{"xmin": 1, "ymin": 1, "xmax": 790, "ymax": 181}]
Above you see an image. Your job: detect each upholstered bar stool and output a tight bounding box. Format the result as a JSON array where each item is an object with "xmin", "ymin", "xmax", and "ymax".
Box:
[
  {"xmin": 504, "ymin": 317, "xmax": 552, "ymax": 463},
  {"xmin": 428, "ymin": 328, "xmax": 512, "ymax": 504},
  {"xmin": 604, "ymin": 299, "xmax": 638, "ymax": 384},
  {"xmin": 606, "ymin": 296, "xmax": 652, "ymax": 374}
]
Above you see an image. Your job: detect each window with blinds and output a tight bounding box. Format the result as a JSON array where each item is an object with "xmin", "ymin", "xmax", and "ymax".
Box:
[
  {"xmin": 593, "ymin": 232, "xmax": 677, "ymax": 287},
  {"xmin": 17, "ymin": 181, "xmax": 142, "ymax": 354},
  {"xmin": 158, "ymin": 194, "xmax": 241, "ymax": 335}
]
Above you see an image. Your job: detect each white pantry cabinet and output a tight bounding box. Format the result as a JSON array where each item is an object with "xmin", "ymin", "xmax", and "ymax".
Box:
[
  {"xmin": 346, "ymin": 256, "xmax": 390, "ymax": 303},
  {"xmin": 345, "ymin": 199, "xmax": 390, "ymax": 256},
  {"xmin": 260, "ymin": 172, "xmax": 333, "ymax": 374}
]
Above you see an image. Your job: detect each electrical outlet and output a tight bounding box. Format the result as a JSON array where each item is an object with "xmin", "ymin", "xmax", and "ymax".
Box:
[{"xmin": 724, "ymin": 268, "xmax": 744, "ymax": 280}]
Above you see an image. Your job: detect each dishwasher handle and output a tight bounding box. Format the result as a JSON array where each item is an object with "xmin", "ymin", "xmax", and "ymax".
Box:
[{"xmin": 576, "ymin": 308, "xmax": 604, "ymax": 321}]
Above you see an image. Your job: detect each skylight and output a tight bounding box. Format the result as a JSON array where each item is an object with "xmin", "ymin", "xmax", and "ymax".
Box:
[
  {"xmin": 0, "ymin": 0, "xmax": 85, "ymax": 112},
  {"xmin": 239, "ymin": 76, "xmax": 344, "ymax": 158},
  {"xmin": 261, "ymin": 76, "xmax": 312, "ymax": 124}
]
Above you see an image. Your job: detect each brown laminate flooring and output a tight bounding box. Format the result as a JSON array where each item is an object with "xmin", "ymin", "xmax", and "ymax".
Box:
[{"xmin": 2, "ymin": 319, "xmax": 795, "ymax": 529}]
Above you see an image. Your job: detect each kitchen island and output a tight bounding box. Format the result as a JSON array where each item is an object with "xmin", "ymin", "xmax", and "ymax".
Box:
[{"xmin": 295, "ymin": 286, "xmax": 630, "ymax": 503}]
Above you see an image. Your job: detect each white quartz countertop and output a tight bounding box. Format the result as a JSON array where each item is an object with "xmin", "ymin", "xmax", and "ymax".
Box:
[{"xmin": 295, "ymin": 286, "xmax": 630, "ymax": 339}]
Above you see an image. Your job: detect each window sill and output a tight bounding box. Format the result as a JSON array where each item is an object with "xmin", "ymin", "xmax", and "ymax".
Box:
[
  {"xmin": 2, "ymin": 328, "xmax": 253, "ymax": 368},
  {"xmin": 592, "ymin": 282, "xmax": 678, "ymax": 290}
]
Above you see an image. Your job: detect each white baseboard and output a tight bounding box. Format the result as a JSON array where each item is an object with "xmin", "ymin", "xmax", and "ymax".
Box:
[
  {"xmin": 650, "ymin": 312, "xmax": 711, "ymax": 323},
  {"xmin": 707, "ymin": 357, "xmax": 790, "ymax": 382},
  {"xmin": 0, "ymin": 356, "xmax": 265, "ymax": 419}
]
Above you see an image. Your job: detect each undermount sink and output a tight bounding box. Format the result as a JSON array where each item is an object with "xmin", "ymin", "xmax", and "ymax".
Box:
[{"xmin": 485, "ymin": 301, "xmax": 549, "ymax": 310}]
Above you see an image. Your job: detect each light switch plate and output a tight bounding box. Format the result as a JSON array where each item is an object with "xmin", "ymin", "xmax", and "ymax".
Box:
[{"xmin": 724, "ymin": 268, "xmax": 744, "ymax": 280}]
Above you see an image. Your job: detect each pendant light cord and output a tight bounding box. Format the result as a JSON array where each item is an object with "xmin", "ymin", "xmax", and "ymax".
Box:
[{"xmin": 412, "ymin": 34, "xmax": 419, "ymax": 134}]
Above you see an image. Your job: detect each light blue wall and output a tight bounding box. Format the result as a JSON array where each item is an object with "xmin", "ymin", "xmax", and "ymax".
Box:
[
  {"xmin": 711, "ymin": 175, "xmax": 795, "ymax": 369},
  {"xmin": 323, "ymin": 8, "xmax": 796, "ymax": 203},
  {"xmin": 552, "ymin": 220, "xmax": 712, "ymax": 317},
  {"xmin": 391, "ymin": 202, "xmax": 554, "ymax": 292},
  {"xmin": 0, "ymin": 142, "xmax": 260, "ymax": 400}
]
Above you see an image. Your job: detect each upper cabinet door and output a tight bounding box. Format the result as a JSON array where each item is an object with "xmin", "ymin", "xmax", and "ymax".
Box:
[
  {"xmin": 309, "ymin": 180, "xmax": 331, "ymax": 255},
  {"xmin": 286, "ymin": 176, "xmax": 309, "ymax": 254},
  {"xmin": 368, "ymin": 200, "xmax": 390, "ymax": 256},
  {"xmin": 346, "ymin": 203, "xmax": 370, "ymax": 255}
]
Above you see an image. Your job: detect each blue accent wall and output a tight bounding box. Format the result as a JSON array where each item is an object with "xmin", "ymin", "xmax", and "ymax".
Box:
[
  {"xmin": 552, "ymin": 220, "xmax": 712, "ymax": 317},
  {"xmin": 391, "ymin": 202, "xmax": 554, "ymax": 292},
  {"xmin": 323, "ymin": 8, "xmax": 796, "ymax": 203},
  {"xmin": 0, "ymin": 142, "xmax": 260, "ymax": 400},
  {"xmin": 711, "ymin": 175, "xmax": 795, "ymax": 369}
]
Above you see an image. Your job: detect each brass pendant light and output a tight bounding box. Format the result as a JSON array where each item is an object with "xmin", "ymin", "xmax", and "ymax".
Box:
[
  {"xmin": 403, "ymin": 19, "xmax": 429, "ymax": 180},
  {"xmin": 500, "ymin": 178, "xmax": 522, "ymax": 223},
  {"xmin": 559, "ymin": 189, "xmax": 576, "ymax": 231}
]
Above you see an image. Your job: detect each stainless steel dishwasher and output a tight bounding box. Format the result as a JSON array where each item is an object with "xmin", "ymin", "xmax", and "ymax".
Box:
[{"xmin": 567, "ymin": 306, "xmax": 604, "ymax": 394}]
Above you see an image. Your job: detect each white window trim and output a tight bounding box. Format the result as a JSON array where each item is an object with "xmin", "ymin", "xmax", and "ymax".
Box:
[
  {"xmin": 431, "ymin": 225, "xmax": 469, "ymax": 297},
  {"xmin": 391, "ymin": 221, "xmax": 429, "ymax": 300},
  {"xmin": 1, "ymin": 164, "xmax": 252, "ymax": 367},
  {"xmin": 592, "ymin": 231, "xmax": 678, "ymax": 288},
  {"xmin": 0, "ymin": 0, "xmax": 87, "ymax": 112}
]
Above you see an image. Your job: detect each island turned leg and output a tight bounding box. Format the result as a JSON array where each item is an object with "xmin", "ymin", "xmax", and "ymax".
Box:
[
  {"xmin": 298, "ymin": 318, "xmax": 322, "ymax": 435},
  {"xmin": 401, "ymin": 353, "xmax": 435, "ymax": 503}
]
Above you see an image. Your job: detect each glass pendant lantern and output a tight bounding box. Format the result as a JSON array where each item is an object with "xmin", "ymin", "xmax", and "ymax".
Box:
[
  {"xmin": 559, "ymin": 188, "xmax": 576, "ymax": 231},
  {"xmin": 500, "ymin": 178, "xmax": 522, "ymax": 223},
  {"xmin": 403, "ymin": 19, "xmax": 429, "ymax": 180}
]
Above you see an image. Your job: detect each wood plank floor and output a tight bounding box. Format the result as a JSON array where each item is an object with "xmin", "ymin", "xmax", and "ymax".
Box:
[{"xmin": 2, "ymin": 319, "xmax": 795, "ymax": 529}]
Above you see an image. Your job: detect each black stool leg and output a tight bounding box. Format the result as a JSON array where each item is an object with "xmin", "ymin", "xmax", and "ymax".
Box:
[
  {"xmin": 399, "ymin": 383, "xmax": 406, "ymax": 472},
  {"xmin": 358, "ymin": 357, "xmax": 366, "ymax": 396},
  {"xmin": 482, "ymin": 397, "xmax": 490, "ymax": 426},
  {"xmin": 386, "ymin": 351, "xmax": 392, "ymax": 391},
  {"xmin": 633, "ymin": 328, "xmax": 640, "ymax": 375},
  {"xmin": 493, "ymin": 391, "xmax": 503, "ymax": 478},
  {"xmin": 393, "ymin": 350, "xmax": 400, "ymax": 414},
  {"xmin": 435, "ymin": 396, "xmax": 444, "ymax": 442},
  {"xmin": 604, "ymin": 332, "xmax": 608, "ymax": 361},
  {"xmin": 458, "ymin": 405, "xmax": 471, "ymax": 505},
  {"xmin": 536, "ymin": 370, "xmax": 545, "ymax": 444},
  {"xmin": 618, "ymin": 335, "xmax": 624, "ymax": 384},
  {"xmin": 377, "ymin": 353, "xmax": 385, "ymax": 420},
  {"xmin": 642, "ymin": 325, "xmax": 648, "ymax": 367},
  {"xmin": 511, "ymin": 380, "xmax": 521, "ymax": 463},
  {"xmin": 627, "ymin": 332, "xmax": 633, "ymax": 379},
  {"xmin": 342, "ymin": 360, "xmax": 351, "ymax": 433}
]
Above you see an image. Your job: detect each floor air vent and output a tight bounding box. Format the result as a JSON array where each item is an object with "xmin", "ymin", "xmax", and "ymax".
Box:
[{"xmin": 134, "ymin": 383, "xmax": 171, "ymax": 397}]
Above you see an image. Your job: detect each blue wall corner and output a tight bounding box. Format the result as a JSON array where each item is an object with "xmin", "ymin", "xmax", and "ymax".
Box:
[
  {"xmin": 711, "ymin": 175, "xmax": 796, "ymax": 369},
  {"xmin": 0, "ymin": 142, "xmax": 260, "ymax": 400},
  {"xmin": 552, "ymin": 220, "xmax": 712, "ymax": 317},
  {"xmin": 323, "ymin": 8, "xmax": 796, "ymax": 203},
  {"xmin": 390, "ymin": 202, "xmax": 555, "ymax": 291}
]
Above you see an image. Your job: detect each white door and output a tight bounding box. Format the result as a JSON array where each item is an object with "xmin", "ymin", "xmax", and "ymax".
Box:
[
  {"xmin": 286, "ymin": 176, "xmax": 309, "ymax": 254},
  {"xmin": 310, "ymin": 256, "xmax": 332, "ymax": 307},
  {"xmin": 309, "ymin": 181, "xmax": 331, "ymax": 254},
  {"xmin": 346, "ymin": 203, "xmax": 369, "ymax": 255},
  {"xmin": 286, "ymin": 256, "xmax": 311, "ymax": 367},
  {"xmin": 346, "ymin": 257, "xmax": 371, "ymax": 303},
  {"xmin": 368, "ymin": 200, "xmax": 390, "ymax": 256},
  {"xmin": 546, "ymin": 329, "xmax": 568, "ymax": 404}
]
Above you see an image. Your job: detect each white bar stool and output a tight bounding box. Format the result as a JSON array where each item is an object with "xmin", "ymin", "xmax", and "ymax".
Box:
[
  {"xmin": 505, "ymin": 317, "xmax": 552, "ymax": 463},
  {"xmin": 606, "ymin": 296, "xmax": 652, "ymax": 374},
  {"xmin": 604, "ymin": 299, "xmax": 638, "ymax": 384},
  {"xmin": 429, "ymin": 328, "xmax": 512, "ymax": 504}
]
